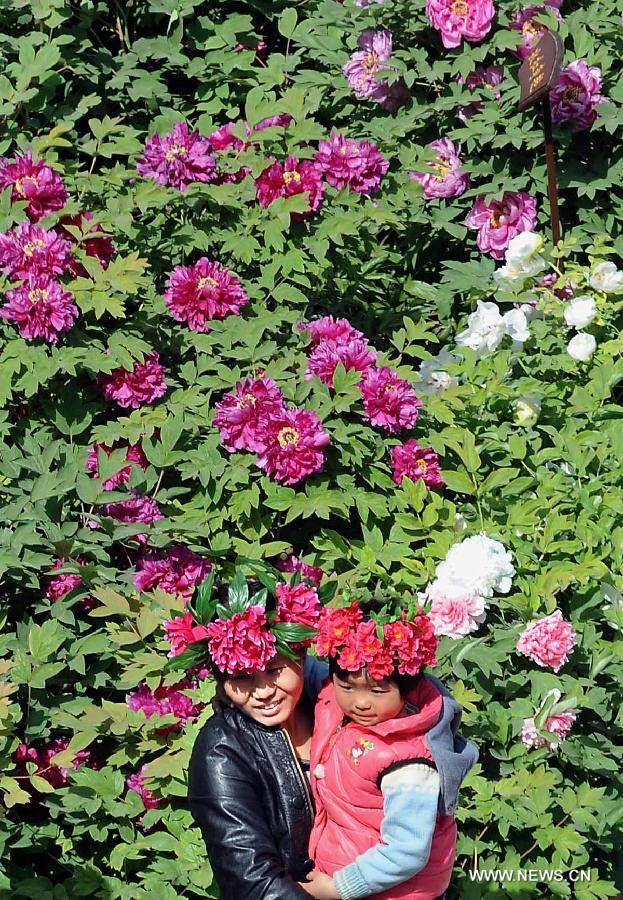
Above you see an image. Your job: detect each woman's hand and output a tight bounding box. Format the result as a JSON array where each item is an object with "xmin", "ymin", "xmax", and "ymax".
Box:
[{"xmin": 298, "ymin": 869, "xmax": 339, "ymax": 899}]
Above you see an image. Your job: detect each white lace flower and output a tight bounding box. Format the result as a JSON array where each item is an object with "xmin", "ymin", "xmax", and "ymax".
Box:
[
  {"xmin": 564, "ymin": 295, "xmax": 596, "ymax": 329},
  {"xmin": 427, "ymin": 534, "xmax": 515, "ymax": 604}
]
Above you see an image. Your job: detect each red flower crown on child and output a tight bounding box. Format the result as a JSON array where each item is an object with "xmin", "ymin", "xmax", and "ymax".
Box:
[
  {"xmin": 164, "ymin": 562, "xmax": 335, "ymax": 676},
  {"xmin": 315, "ymin": 600, "xmax": 438, "ymax": 680}
]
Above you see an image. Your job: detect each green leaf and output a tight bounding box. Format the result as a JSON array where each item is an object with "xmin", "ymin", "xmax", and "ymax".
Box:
[{"xmin": 278, "ymin": 7, "xmax": 298, "ymax": 38}]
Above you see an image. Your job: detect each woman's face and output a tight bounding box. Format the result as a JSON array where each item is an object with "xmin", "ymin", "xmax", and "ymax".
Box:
[{"xmin": 221, "ymin": 652, "xmax": 305, "ymax": 727}]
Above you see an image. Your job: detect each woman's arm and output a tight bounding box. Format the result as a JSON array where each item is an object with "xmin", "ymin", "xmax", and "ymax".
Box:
[
  {"xmin": 332, "ymin": 760, "xmax": 440, "ymax": 900},
  {"xmin": 188, "ymin": 722, "xmax": 309, "ymax": 900}
]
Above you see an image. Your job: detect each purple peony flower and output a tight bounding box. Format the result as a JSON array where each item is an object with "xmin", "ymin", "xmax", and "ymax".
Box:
[
  {"xmin": 466, "ymin": 191, "xmax": 538, "ymax": 259},
  {"xmin": 510, "ymin": 1, "xmax": 562, "ymax": 59},
  {"xmin": 343, "ymin": 30, "xmax": 393, "ymax": 103},
  {"xmin": 0, "ymin": 222, "xmax": 71, "ymax": 280},
  {"xmin": 0, "ymin": 276, "xmax": 78, "ymax": 343},
  {"xmin": 457, "ymin": 65, "xmax": 503, "ymax": 120},
  {"xmin": 95, "ymin": 351, "xmax": 167, "ymax": 409},
  {"xmin": 164, "ymin": 257, "xmax": 248, "ymax": 332},
  {"xmin": 549, "ymin": 60, "xmax": 606, "ymax": 132},
  {"xmin": 0, "ymin": 150, "xmax": 68, "ymax": 222},
  {"xmin": 411, "ymin": 138, "xmax": 470, "ymax": 199},
  {"xmin": 137, "ymin": 122, "xmax": 217, "ymax": 191}
]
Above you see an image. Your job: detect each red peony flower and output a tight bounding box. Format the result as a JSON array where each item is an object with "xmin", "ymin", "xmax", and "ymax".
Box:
[
  {"xmin": 359, "ymin": 366, "xmax": 422, "ymax": 433},
  {"xmin": 255, "ymin": 155, "xmax": 324, "ymax": 219},
  {"xmin": 390, "ymin": 439, "xmax": 443, "ymax": 489},
  {"xmin": 163, "ymin": 610, "xmax": 210, "ymax": 658},
  {"xmin": 315, "ymin": 603, "xmax": 363, "ymax": 657},
  {"xmin": 58, "ymin": 212, "xmax": 115, "ymax": 277},
  {"xmin": 214, "ymin": 373, "xmax": 285, "ymax": 453},
  {"xmin": 276, "ymin": 554, "xmax": 323, "ymax": 586},
  {"xmin": 0, "ymin": 276, "xmax": 78, "ymax": 343},
  {"xmin": 95, "ymin": 350, "xmax": 167, "ymax": 409},
  {"xmin": 275, "ymin": 582, "xmax": 323, "ymax": 630},
  {"xmin": 137, "ymin": 122, "xmax": 217, "ymax": 191},
  {"xmin": 15, "ymin": 737, "xmax": 100, "ymax": 791},
  {"xmin": 0, "ymin": 221, "xmax": 71, "ymax": 280},
  {"xmin": 255, "ymin": 406, "xmax": 330, "ymax": 485},
  {"xmin": 314, "ymin": 132, "xmax": 389, "ymax": 195},
  {"xmin": 164, "ymin": 257, "xmax": 248, "ymax": 332},
  {"xmin": 305, "ymin": 338, "xmax": 377, "ymax": 388},
  {"xmin": 87, "ymin": 440, "xmax": 149, "ymax": 490},
  {"xmin": 134, "ymin": 545, "xmax": 211, "ymax": 600},
  {"xmin": 337, "ymin": 637, "xmax": 367, "ymax": 672},
  {"xmin": 0, "ymin": 150, "xmax": 68, "ymax": 222},
  {"xmin": 206, "ymin": 605, "xmax": 277, "ymax": 674},
  {"xmin": 298, "ymin": 315, "xmax": 364, "ymax": 346}
]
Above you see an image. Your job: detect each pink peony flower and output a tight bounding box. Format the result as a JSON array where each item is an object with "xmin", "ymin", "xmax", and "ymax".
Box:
[
  {"xmin": 163, "ymin": 610, "xmax": 210, "ymax": 658},
  {"xmin": 549, "ymin": 60, "xmax": 606, "ymax": 132},
  {"xmin": 208, "ymin": 122, "xmax": 244, "ymax": 152},
  {"xmin": 428, "ymin": 592, "xmax": 486, "ymax": 638},
  {"xmin": 15, "ymin": 737, "xmax": 99, "ymax": 790},
  {"xmin": 164, "ymin": 257, "xmax": 248, "ymax": 332},
  {"xmin": 276, "ymin": 554, "xmax": 324, "ymax": 586},
  {"xmin": 314, "ymin": 132, "xmax": 389, "ymax": 195},
  {"xmin": 128, "ymin": 680, "xmax": 202, "ymax": 731},
  {"xmin": 275, "ymin": 581, "xmax": 323, "ymax": 630},
  {"xmin": 390, "ymin": 439, "xmax": 444, "ymax": 488},
  {"xmin": 87, "ymin": 440, "xmax": 149, "ymax": 490},
  {"xmin": 298, "ymin": 315, "xmax": 364, "ymax": 346},
  {"xmin": 516, "ymin": 609, "xmax": 577, "ymax": 672},
  {"xmin": 255, "ymin": 407, "xmax": 330, "ymax": 485},
  {"xmin": 255, "ymin": 155, "xmax": 324, "ymax": 219},
  {"xmin": 0, "ymin": 150, "xmax": 68, "ymax": 222},
  {"xmin": 520, "ymin": 709, "xmax": 576, "ymax": 750},
  {"xmin": 510, "ymin": 1, "xmax": 562, "ymax": 59},
  {"xmin": 233, "ymin": 40, "xmax": 269, "ymax": 63},
  {"xmin": 0, "ymin": 276, "xmax": 78, "ymax": 343},
  {"xmin": 134, "ymin": 545, "xmax": 211, "ymax": 600},
  {"xmin": 359, "ymin": 366, "xmax": 422, "ymax": 433},
  {"xmin": 305, "ymin": 338, "xmax": 377, "ymax": 388},
  {"xmin": 411, "ymin": 138, "xmax": 470, "ymax": 200},
  {"xmin": 0, "ymin": 221, "xmax": 71, "ymax": 280},
  {"xmin": 96, "ymin": 351, "xmax": 167, "ymax": 409},
  {"xmin": 214, "ymin": 373, "xmax": 285, "ymax": 453},
  {"xmin": 206, "ymin": 605, "xmax": 277, "ymax": 674},
  {"xmin": 457, "ymin": 65, "xmax": 503, "ymax": 120},
  {"xmin": 343, "ymin": 30, "xmax": 393, "ymax": 103},
  {"xmin": 426, "ymin": 0, "xmax": 495, "ymax": 48},
  {"xmin": 101, "ymin": 491, "xmax": 163, "ymax": 544},
  {"xmin": 126, "ymin": 765, "xmax": 161, "ymax": 810},
  {"xmin": 58, "ymin": 212, "xmax": 115, "ymax": 277},
  {"xmin": 137, "ymin": 122, "xmax": 216, "ymax": 191},
  {"xmin": 466, "ymin": 191, "xmax": 538, "ymax": 259}
]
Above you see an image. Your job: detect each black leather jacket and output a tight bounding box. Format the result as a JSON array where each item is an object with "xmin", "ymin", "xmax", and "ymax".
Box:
[{"xmin": 188, "ymin": 704, "xmax": 315, "ymax": 900}]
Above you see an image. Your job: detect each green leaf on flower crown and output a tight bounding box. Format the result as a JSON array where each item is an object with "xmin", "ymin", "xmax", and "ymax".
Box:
[
  {"xmin": 226, "ymin": 570, "xmax": 249, "ymax": 614},
  {"xmin": 163, "ymin": 641, "xmax": 210, "ymax": 673},
  {"xmin": 192, "ymin": 570, "xmax": 217, "ymax": 624},
  {"xmin": 274, "ymin": 640, "xmax": 300, "ymax": 662},
  {"xmin": 252, "ymin": 587, "xmax": 268, "ymax": 609},
  {"xmin": 215, "ymin": 603, "xmax": 232, "ymax": 621},
  {"xmin": 317, "ymin": 581, "xmax": 337, "ymax": 604},
  {"xmin": 272, "ymin": 622, "xmax": 317, "ymax": 643}
]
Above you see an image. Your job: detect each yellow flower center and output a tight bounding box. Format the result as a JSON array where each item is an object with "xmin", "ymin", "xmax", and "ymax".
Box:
[
  {"xmin": 490, "ymin": 211, "xmax": 502, "ymax": 227},
  {"xmin": 29, "ymin": 288, "xmax": 49, "ymax": 304},
  {"xmin": 522, "ymin": 20, "xmax": 543, "ymax": 38},
  {"xmin": 451, "ymin": 0, "xmax": 470, "ymax": 16},
  {"xmin": 236, "ymin": 392, "xmax": 257, "ymax": 409},
  {"xmin": 277, "ymin": 426, "xmax": 299, "ymax": 447},
  {"xmin": 164, "ymin": 145, "xmax": 187, "ymax": 162},
  {"xmin": 14, "ymin": 175, "xmax": 38, "ymax": 196},
  {"xmin": 197, "ymin": 276, "xmax": 218, "ymax": 289},
  {"xmin": 362, "ymin": 52, "xmax": 379, "ymax": 73},
  {"xmin": 383, "ymin": 382, "xmax": 398, "ymax": 394},
  {"xmin": 283, "ymin": 170, "xmax": 301, "ymax": 185},
  {"xmin": 23, "ymin": 239, "xmax": 44, "ymax": 256},
  {"xmin": 431, "ymin": 159, "xmax": 452, "ymax": 180},
  {"xmin": 563, "ymin": 86, "xmax": 581, "ymax": 103},
  {"xmin": 415, "ymin": 459, "xmax": 428, "ymax": 473}
]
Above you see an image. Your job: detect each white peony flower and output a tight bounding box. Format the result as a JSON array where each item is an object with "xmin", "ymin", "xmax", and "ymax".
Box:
[
  {"xmin": 589, "ymin": 261, "xmax": 623, "ymax": 294},
  {"xmin": 493, "ymin": 232, "xmax": 546, "ymax": 289},
  {"xmin": 563, "ymin": 295, "xmax": 596, "ymax": 329},
  {"xmin": 426, "ymin": 534, "xmax": 516, "ymax": 604},
  {"xmin": 416, "ymin": 350, "xmax": 460, "ymax": 394},
  {"xmin": 513, "ymin": 396, "xmax": 541, "ymax": 426},
  {"xmin": 505, "ymin": 231, "xmax": 544, "ymax": 263},
  {"xmin": 456, "ymin": 301, "xmax": 506, "ymax": 354},
  {"xmin": 567, "ymin": 332, "xmax": 596, "ymax": 362},
  {"xmin": 502, "ymin": 308, "xmax": 530, "ymax": 345}
]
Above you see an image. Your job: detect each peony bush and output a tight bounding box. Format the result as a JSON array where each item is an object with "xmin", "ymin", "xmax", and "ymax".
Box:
[{"xmin": 0, "ymin": 0, "xmax": 622, "ymax": 897}]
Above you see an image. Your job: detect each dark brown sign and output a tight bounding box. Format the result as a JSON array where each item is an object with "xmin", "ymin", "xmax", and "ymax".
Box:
[{"xmin": 518, "ymin": 30, "xmax": 564, "ymax": 112}]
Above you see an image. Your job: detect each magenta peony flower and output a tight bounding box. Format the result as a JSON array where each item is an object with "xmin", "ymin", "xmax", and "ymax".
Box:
[
  {"xmin": 163, "ymin": 610, "xmax": 210, "ymax": 658},
  {"xmin": 164, "ymin": 257, "xmax": 248, "ymax": 332},
  {"xmin": 0, "ymin": 222, "xmax": 71, "ymax": 280},
  {"xmin": 101, "ymin": 491, "xmax": 163, "ymax": 544},
  {"xmin": 134, "ymin": 545, "xmax": 211, "ymax": 600},
  {"xmin": 214, "ymin": 373, "xmax": 285, "ymax": 453},
  {"xmin": 359, "ymin": 366, "xmax": 422, "ymax": 433},
  {"xmin": 126, "ymin": 765, "xmax": 161, "ymax": 810},
  {"xmin": 426, "ymin": 0, "xmax": 495, "ymax": 48},
  {"xmin": 0, "ymin": 150, "xmax": 68, "ymax": 222},
  {"xmin": 428, "ymin": 592, "xmax": 486, "ymax": 638},
  {"xmin": 137, "ymin": 122, "xmax": 217, "ymax": 191},
  {"xmin": 305, "ymin": 338, "xmax": 377, "ymax": 388},
  {"xmin": 255, "ymin": 155, "xmax": 324, "ymax": 219},
  {"xmin": 276, "ymin": 554, "xmax": 323, "ymax": 586},
  {"xmin": 466, "ymin": 191, "xmax": 538, "ymax": 259},
  {"xmin": 96, "ymin": 351, "xmax": 167, "ymax": 409},
  {"xmin": 390, "ymin": 439, "xmax": 444, "ymax": 488},
  {"xmin": 510, "ymin": 1, "xmax": 562, "ymax": 59},
  {"xmin": 314, "ymin": 132, "xmax": 389, "ymax": 195},
  {"xmin": 58, "ymin": 212, "xmax": 115, "ymax": 277},
  {"xmin": 275, "ymin": 582, "xmax": 323, "ymax": 631},
  {"xmin": 343, "ymin": 30, "xmax": 393, "ymax": 103},
  {"xmin": 411, "ymin": 138, "xmax": 470, "ymax": 200},
  {"xmin": 128, "ymin": 680, "xmax": 202, "ymax": 731},
  {"xmin": 550, "ymin": 60, "xmax": 606, "ymax": 132},
  {"xmin": 14, "ymin": 737, "xmax": 100, "ymax": 790},
  {"xmin": 298, "ymin": 315, "xmax": 364, "ymax": 346},
  {"xmin": 44, "ymin": 557, "xmax": 96, "ymax": 610},
  {"xmin": 206, "ymin": 605, "xmax": 277, "ymax": 674},
  {"xmin": 87, "ymin": 440, "xmax": 149, "ymax": 490},
  {"xmin": 457, "ymin": 65, "xmax": 503, "ymax": 120},
  {"xmin": 516, "ymin": 609, "xmax": 577, "ymax": 672},
  {"xmin": 0, "ymin": 276, "xmax": 78, "ymax": 343},
  {"xmin": 256, "ymin": 407, "xmax": 330, "ymax": 485}
]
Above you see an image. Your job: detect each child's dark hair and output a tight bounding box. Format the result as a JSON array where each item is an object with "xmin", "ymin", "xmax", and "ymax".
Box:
[{"xmin": 328, "ymin": 656, "xmax": 424, "ymax": 696}]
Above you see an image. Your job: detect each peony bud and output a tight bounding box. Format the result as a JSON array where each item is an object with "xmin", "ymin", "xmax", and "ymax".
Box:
[
  {"xmin": 563, "ymin": 295, "xmax": 596, "ymax": 329},
  {"xmin": 567, "ymin": 332, "xmax": 596, "ymax": 362},
  {"xmin": 513, "ymin": 396, "xmax": 541, "ymax": 426},
  {"xmin": 589, "ymin": 261, "xmax": 623, "ymax": 294}
]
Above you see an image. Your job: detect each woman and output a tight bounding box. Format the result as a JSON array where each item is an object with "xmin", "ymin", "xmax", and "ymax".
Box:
[{"xmin": 186, "ymin": 574, "xmax": 328, "ymax": 899}]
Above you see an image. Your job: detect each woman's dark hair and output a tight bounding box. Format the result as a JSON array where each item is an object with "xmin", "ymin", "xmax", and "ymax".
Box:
[{"xmin": 328, "ymin": 656, "xmax": 424, "ymax": 696}]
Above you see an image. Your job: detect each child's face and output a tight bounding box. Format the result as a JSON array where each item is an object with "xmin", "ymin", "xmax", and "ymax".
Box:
[
  {"xmin": 222, "ymin": 652, "xmax": 305, "ymax": 727},
  {"xmin": 332, "ymin": 671, "xmax": 405, "ymax": 726}
]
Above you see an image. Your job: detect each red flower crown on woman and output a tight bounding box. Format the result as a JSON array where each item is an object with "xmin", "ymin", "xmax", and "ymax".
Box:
[
  {"xmin": 164, "ymin": 562, "xmax": 335, "ymax": 676},
  {"xmin": 315, "ymin": 600, "xmax": 438, "ymax": 680}
]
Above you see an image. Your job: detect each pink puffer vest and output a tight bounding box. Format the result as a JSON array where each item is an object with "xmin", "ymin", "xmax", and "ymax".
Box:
[{"xmin": 308, "ymin": 677, "xmax": 456, "ymax": 900}]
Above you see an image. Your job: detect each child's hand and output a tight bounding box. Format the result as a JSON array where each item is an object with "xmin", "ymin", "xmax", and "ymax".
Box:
[{"xmin": 298, "ymin": 869, "xmax": 339, "ymax": 899}]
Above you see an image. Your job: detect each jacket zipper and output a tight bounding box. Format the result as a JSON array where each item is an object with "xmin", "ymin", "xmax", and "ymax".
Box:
[{"xmin": 281, "ymin": 727, "xmax": 314, "ymax": 826}]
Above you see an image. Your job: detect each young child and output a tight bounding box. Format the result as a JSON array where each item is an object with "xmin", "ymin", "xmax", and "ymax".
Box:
[{"xmin": 300, "ymin": 601, "xmax": 478, "ymax": 900}]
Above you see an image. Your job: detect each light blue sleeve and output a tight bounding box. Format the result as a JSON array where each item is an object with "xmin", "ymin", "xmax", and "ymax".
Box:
[
  {"xmin": 303, "ymin": 654, "xmax": 329, "ymax": 704},
  {"xmin": 333, "ymin": 761, "xmax": 440, "ymax": 900}
]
